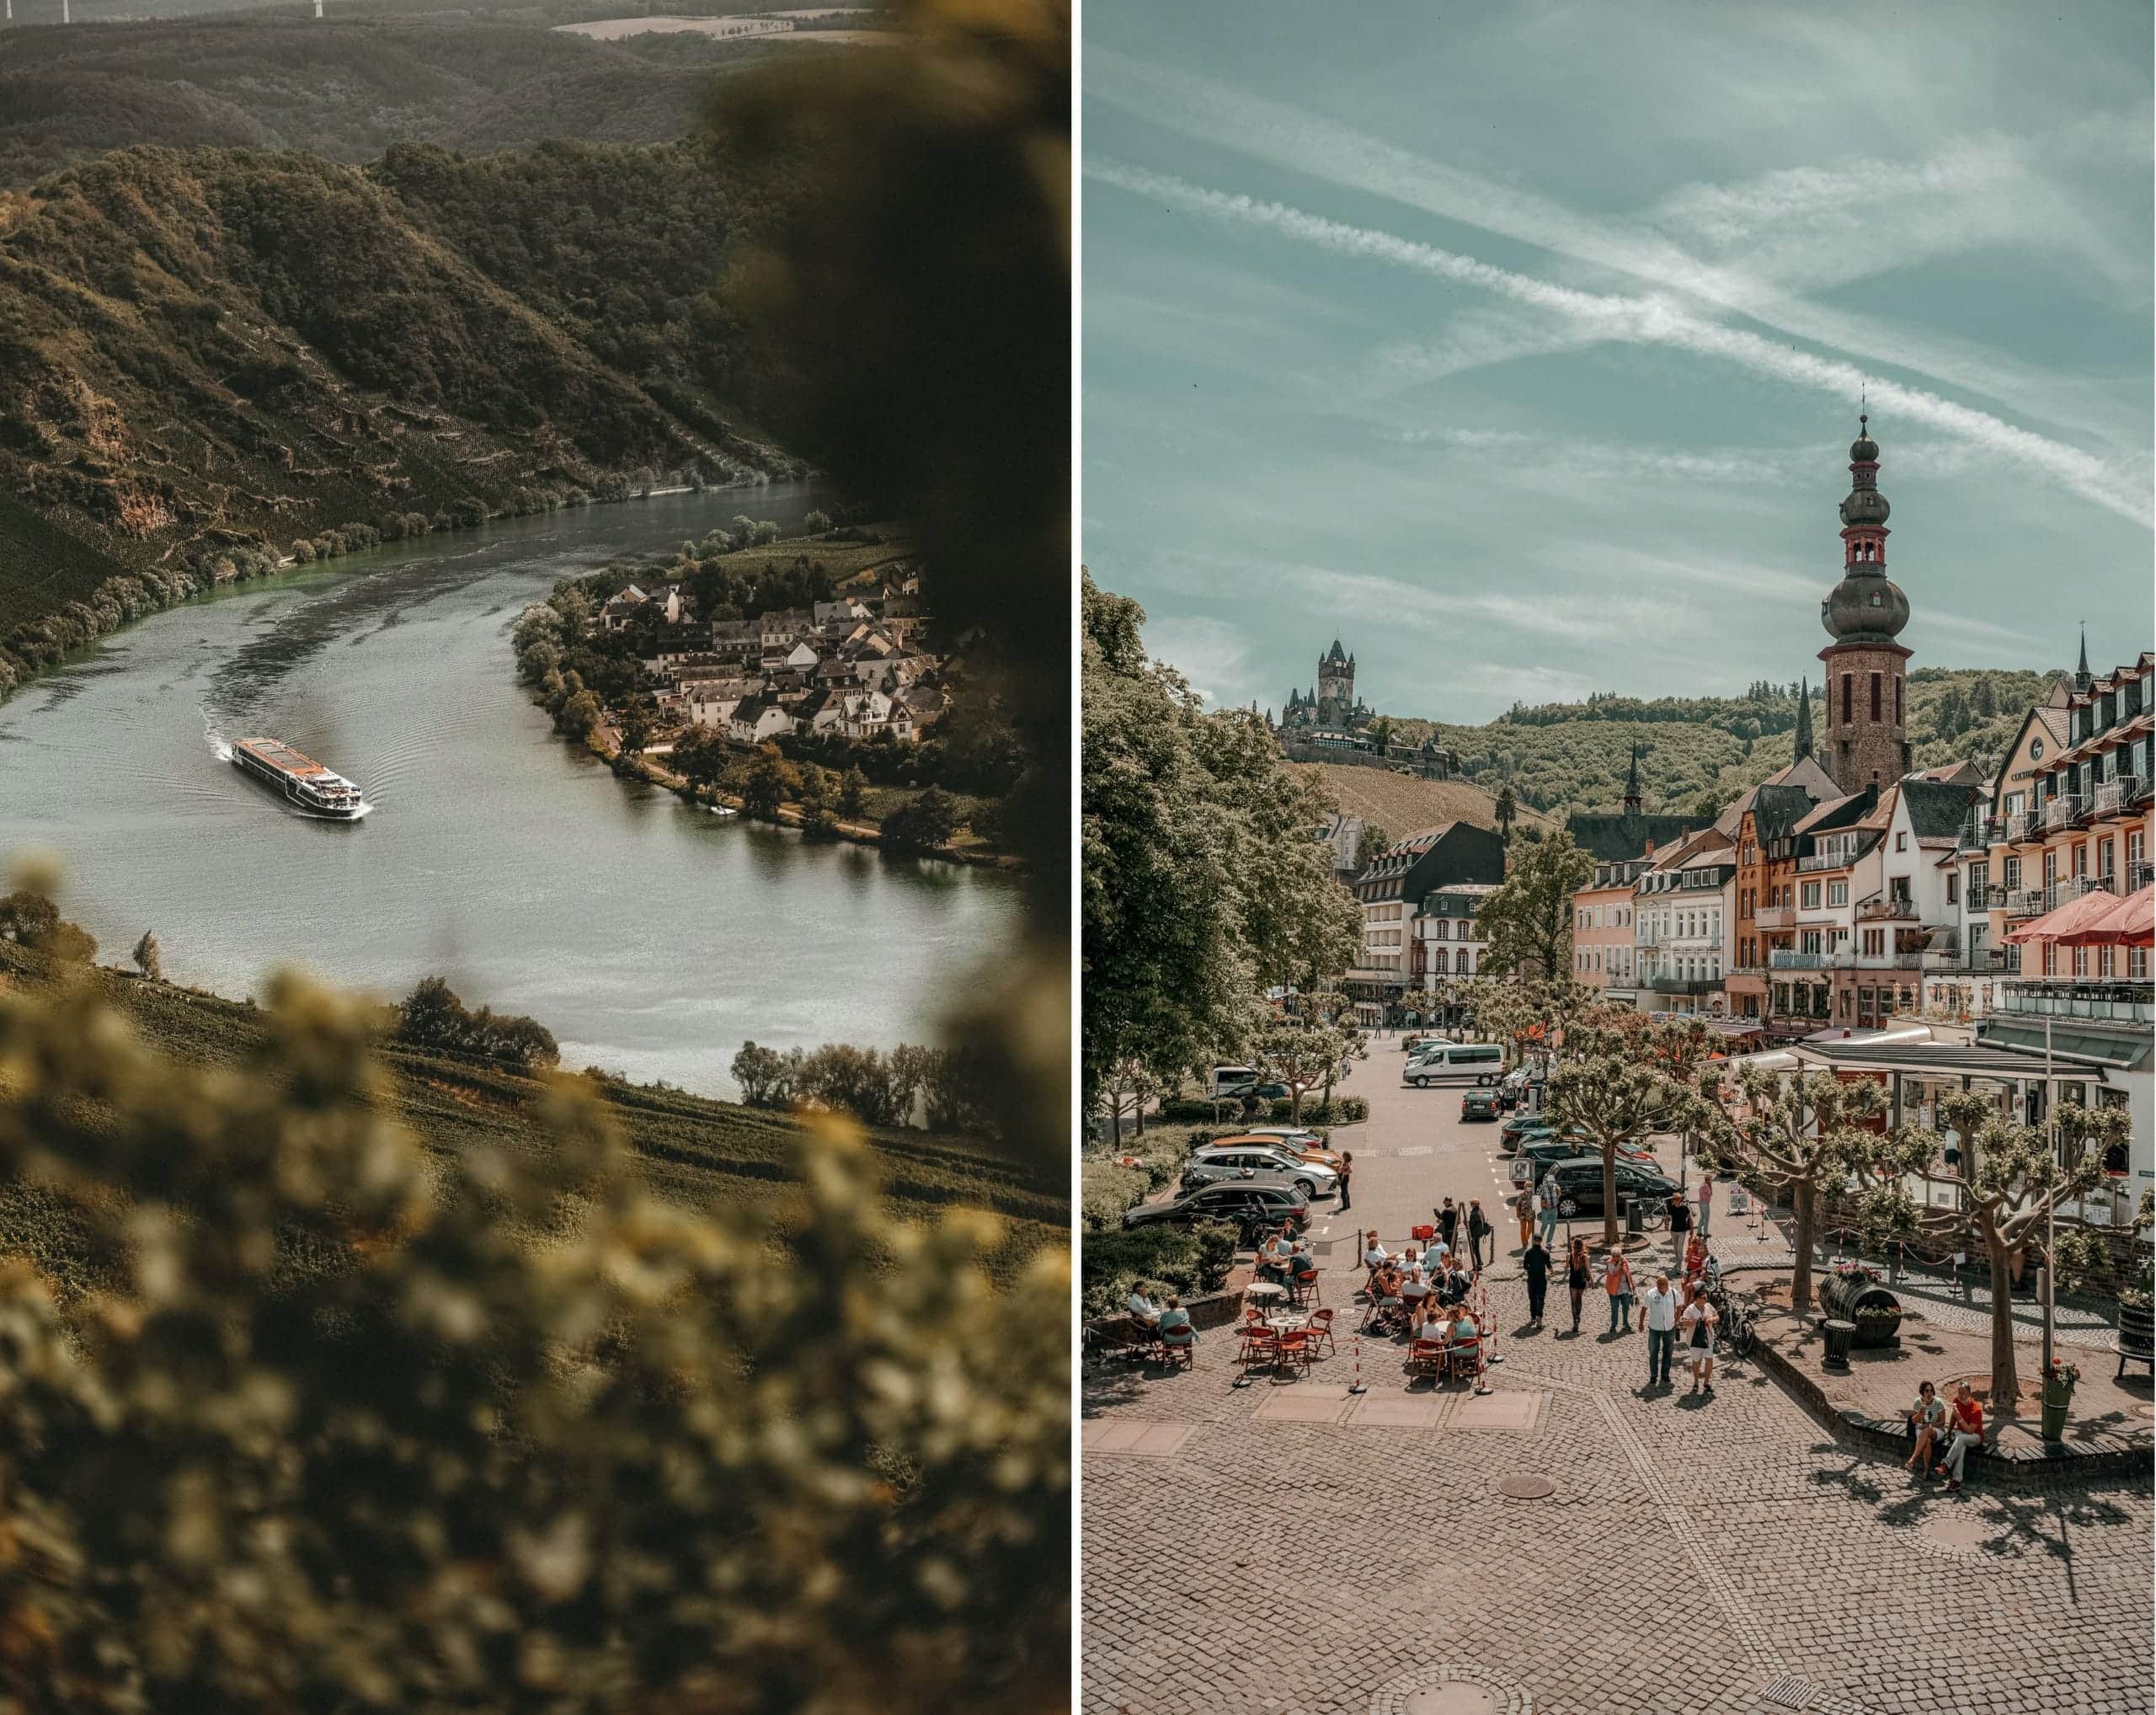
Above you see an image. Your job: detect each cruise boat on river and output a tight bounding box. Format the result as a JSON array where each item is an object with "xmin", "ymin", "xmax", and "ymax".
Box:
[{"xmin": 231, "ymin": 736, "xmax": 369, "ymax": 819}]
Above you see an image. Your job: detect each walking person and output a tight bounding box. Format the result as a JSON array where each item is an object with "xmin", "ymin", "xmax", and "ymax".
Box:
[
  {"xmin": 1639, "ymin": 1271, "xmax": 1679, "ymax": 1388},
  {"xmin": 1337, "ymin": 1151, "xmax": 1353, "ymax": 1215},
  {"xmin": 1694, "ymin": 1172, "xmax": 1713, "ymax": 1239},
  {"xmin": 1522, "ymin": 1233, "xmax": 1550, "ymax": 1330},
  {"xmin": 1514, "ymin": 1186, "xmax": 1535, "ymax": 1253},
  {"xmin": 1604, "ymin": 1248, "xmax": 1634, "ymax": 1335},
  {"xmin": 1466, "ymin": 1197, "xmax": 1492, "ymax": 1272},
  {"xmin": 1537, "ymin": 1173, "xmax": 1562, "ymax": 1250},
  {"xmin": 1438, "ymin": 1196, "xmax": 1460, "ymax": 1259},
  {"xmin": 1667, "ymin": 1184, "xmax": 1692, "ymax": 1277},
  {"xmin": 1679, "ymin": 1281, "xmax": 1718, "ymax": 1395},
  {"xmin": 1566, "ymin": 1237, "xmax": 1590, "ymax": 1334}
]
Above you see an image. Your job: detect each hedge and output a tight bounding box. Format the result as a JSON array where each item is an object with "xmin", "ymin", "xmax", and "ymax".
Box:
[
  {"xmin": 1081, "ymin": 1159, "xmax": 1147, "ymax": 1230},
  {"xmin": 1080, "ymin": 1221, "xmax": 1241, "ymax": 1319},
  {"xmin": 1156, "ymin": 1096, "xmax": 1367, "ymax": 1127}
]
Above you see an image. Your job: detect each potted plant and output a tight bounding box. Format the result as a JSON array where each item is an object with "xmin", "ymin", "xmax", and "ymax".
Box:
[{"xmin": 2040, "ymin": 1356, "xmax": 2080, "ymax": 1444}]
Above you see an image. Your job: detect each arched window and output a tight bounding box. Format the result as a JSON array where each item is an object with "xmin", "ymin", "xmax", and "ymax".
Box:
[
  {"xmin": 1842, "ymin": 675, "xmax": 1854, "ymax": 724},
  {"xmin": 1895, "ymin": 676, "xmax": 1903, "ymax": 727},
  {"xmin": 1870, "ymin": 673, "xmax": 1881, "ymax": 722}
]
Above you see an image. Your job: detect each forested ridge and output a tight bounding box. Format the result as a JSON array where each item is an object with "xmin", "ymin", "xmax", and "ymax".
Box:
[
  {"xmin": 0, "ymin": 136, "xmax": 808, "ymax": 690},
  {"xmin": 1381, "ymin": 668, "xmax": 2060, "ymax": 816}
]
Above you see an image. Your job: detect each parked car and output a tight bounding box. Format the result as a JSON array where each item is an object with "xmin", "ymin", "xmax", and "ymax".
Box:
[
  {"xmin": 1183, "ymin": 1145, "xmax": 1339, "ymax": 1199},
  {"xmin": 1513, "ymin": 1137, "xmax": 1655, "ymax": 1186},
  {"xmin": 1401, "ymin": 1034, "xmax": 1448, "ymax": 1057},
  {"xmin": 1539, "ymin": 1157, "xmax": 1679, "ymax": 1221},
  {"xmin": 1121, "ymin": 1178, "xmax": 1311, "ymax": 1241},
  {"xmin": 1215, "ymin": 1128, "xmax": 1344, "ymax": 1169},
  {"xmin": 1404, "ymin": 1043, "xmax": 1507, "ymax": 1087},
  {"xmin": 1460, "ymin": 1089, "xmax": 1502, "ymax": 1122}
]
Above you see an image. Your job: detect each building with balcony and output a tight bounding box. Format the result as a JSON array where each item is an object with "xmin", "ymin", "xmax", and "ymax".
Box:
[
  {"xmin": 1573, "ymin": 857, "xmax": 1646, "ymax": 1001},
  {"xmin": 1348, "ymin": 821, "xmax": 1506, "ymax": 1021},
  {"xmin": 1632, "ymin": 827, "xmax": 1736, "ymax": 1017},
  {"xmin": 1412, "ymin": 883, "xmax": 1499, "ymax": 1024},
  {"xmin": 1724, "ymin": 760, "xmax": 1838, "ymax": 1020}
]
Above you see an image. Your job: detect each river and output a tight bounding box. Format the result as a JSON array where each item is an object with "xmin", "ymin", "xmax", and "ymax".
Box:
[{"xmin": 0, "ymin": 486, "xmax": 1020, "ymax": 1098}]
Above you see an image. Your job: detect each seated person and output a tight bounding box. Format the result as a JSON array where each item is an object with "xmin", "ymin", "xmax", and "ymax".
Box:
[
  {"xmin": 1425, "ymin": 1237, "xmax": 1452, "ymax": 1270},
  {"xmin": 1157, "ymin": 1296, "xmax": 1196, "ymax": 1348},
  {"xmin": 1370, "ymin": 1263, "xmax": 1405, "ymax": 1328},
  {"xmin": 1438, "ymin": 1264, "xmax": 1470, "ymax": 1306},
  {"xmin": 1255, "ymin": 1234, "xmax": 1291, "ymax": 1284},
  {"xmin": 1126, "ymin": 1282, "xmax": 1162, "ymax": 1330},
  {"xmin": 1363, "ymin": 1232, "xmax": 1390, "ymax": 1272},
  {"xmin": 1684, "ymin": 1233, "xmax": 1708, "ymax": 1280},
  {"xmin": 1399, "ymin": 1264, "xmax": 1430, "ymax": 1308},
  {"xmin": 1411, "ymin": 1296, "xmax": 1448, "ymax": 1344},
  {"xmin": 1904, "ymin": 1380, "xmax": 1945, "ymax": 1475},
  {"xmin": 1449, "ymin": 1308, "xmax": 1480, "ymax": 1347}
]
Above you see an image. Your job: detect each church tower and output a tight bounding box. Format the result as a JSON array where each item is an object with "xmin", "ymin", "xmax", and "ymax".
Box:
[
  {"xmin": 1817, "ymin": 415, "xmax": 1912, "ymax": 795},
  {"xmin": 1316, "ymin": 639, "xmax": 1355, "ymax": 727}
]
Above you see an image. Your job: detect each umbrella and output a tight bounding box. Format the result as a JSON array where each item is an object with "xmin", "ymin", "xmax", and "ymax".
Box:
[
  {"xmin": 2083, "ymin": 884, "xmax": 2153, "ymax": 948},
  {"xmin": 2002, "ymin": 886, "xmax": 2122, "ymax": 946}
]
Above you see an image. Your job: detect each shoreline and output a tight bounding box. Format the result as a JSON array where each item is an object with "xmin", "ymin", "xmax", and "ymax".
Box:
[
  {"xmin": 0, "ymin": 478, "xmax": 792, "ymax": 707},
  {"xmin": 585, "ymin": 724, "xmax": 1022, "ymax": 872}
]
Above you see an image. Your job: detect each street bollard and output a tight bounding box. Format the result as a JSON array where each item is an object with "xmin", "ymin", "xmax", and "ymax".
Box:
[{"xmin": 1348, "ymin": 1326, "xmax": 1366, "ymax": 1394}]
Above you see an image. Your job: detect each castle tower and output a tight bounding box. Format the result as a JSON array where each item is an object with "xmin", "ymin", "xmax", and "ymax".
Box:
[
  {"xmin": 1316, "ymin": 639, "xmax": 1354, "ymax": 726},
  {"xmin": 1817, "ymin": 415, "xmax": 1912, "ymax": 794}
]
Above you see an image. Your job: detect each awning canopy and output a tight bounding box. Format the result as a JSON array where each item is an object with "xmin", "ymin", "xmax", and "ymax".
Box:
[{"xmin": 2089, "ymin": 884, "xmax": 2154, "ymax": 948}]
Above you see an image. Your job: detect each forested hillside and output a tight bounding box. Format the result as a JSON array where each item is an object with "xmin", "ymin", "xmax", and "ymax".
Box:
[
  {"xmin": 1383, "ymin": 668, "xmax": 2060, "ymax": 817},
  {"xmin": 0, "ymin": 139, "xmax": 804, "ymax": 691},
  {"xmin": 0, "ymin": 13, "xmax": 820, "ymax": 184}
]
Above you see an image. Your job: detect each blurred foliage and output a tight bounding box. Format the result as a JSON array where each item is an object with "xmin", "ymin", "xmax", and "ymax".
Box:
[
  {"xmin": 711, "ymin": 0, "xmax": 1070, "ymax": 1163},
  {"xmin": 0, "ymin": 938, "xmax": 1067, "ymax": 1712},
  {"xmin": 1079, "ymin": 1221, "xmax": 1238, "ymax": 1320}
]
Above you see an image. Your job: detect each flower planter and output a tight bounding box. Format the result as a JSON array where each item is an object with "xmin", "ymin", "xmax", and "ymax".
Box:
[
  {"xmin": 1818, "ymin": 1272, "xmax": 1902, "ymax": 1348},
  {"xmin": 2041, "ymin": 1384, "xmax": 2073, "ymax": 1444}
]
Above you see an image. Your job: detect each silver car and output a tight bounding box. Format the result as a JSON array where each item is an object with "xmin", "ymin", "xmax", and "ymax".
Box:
[{"xmin": 1182, "ymin": 1144, "xmax": 1339, "ymax": 1199}]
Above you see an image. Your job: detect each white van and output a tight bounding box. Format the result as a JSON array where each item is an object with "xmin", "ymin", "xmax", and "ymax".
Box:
[
  {"xmin": 1404, "ymin": 1043, "xmax": 1505, "ymax": 1087},
  {"xmin": 1209, "ymin": 1065, "xmax": 1261, "ymax": 1099}
]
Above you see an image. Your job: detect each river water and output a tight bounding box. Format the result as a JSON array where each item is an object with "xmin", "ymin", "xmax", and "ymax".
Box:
[{"xmin": 0, "ymin": 487, "xmax": 1019, "ymax": 1097}]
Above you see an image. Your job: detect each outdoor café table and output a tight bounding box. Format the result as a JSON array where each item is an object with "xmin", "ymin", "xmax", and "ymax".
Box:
[
  {"xmin": 1246, "ymin": 1281, "xmax": 1289, "ymax": 1315},
  {"xmin": 1266, "ymin": 1310, "xmax": 1311, "ymax": 1333}
]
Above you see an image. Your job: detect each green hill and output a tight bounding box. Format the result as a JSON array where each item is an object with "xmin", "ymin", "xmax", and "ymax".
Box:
[
  {"xmin": 0, "ymin": 138, "xmax": 804, "ymax": 688},
  {"xmin": 1382, "ymin": 669, "xmax": 2060, "ymax": 817},
  {"xmin": 0, "ymin": 938, "xmax": 1065, "ymax": 1292}
]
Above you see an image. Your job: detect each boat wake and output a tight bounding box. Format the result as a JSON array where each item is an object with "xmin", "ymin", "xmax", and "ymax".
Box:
[{"xmin": 201, "ymin": 707, "xmax": 233, "ymax": 763}]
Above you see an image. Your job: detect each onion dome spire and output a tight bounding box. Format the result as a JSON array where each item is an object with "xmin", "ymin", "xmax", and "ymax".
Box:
[{"xmin": 1822, "ymin": 412, "xmax": 1908, "ymax": 645}]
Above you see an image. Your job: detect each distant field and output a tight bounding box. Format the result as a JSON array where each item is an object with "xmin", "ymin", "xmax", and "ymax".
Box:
[
  {"xmin": 1299, "ymin": 761, "xmax": 1555, "ymax": 841},
  {"xmin": 555, "ymin": 14, "xmax": 888, "ymax": 40},
  {"xmin": 0, "ymin": 943, "xmax": 1066, "ymax": 1291}
]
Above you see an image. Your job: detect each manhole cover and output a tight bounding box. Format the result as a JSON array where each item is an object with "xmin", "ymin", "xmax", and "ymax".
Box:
[
  {"xmin": 1498, "ymin": 1474, "xmax": 1556, "ymax": 1499},
  {"xmin": 1921, "ymin": 1514, "xmax": 1988, "ymax": 1552},
  {"xmin": 1404, "ymin": 1688, "xmax": 1498, "ymax": 1715}
]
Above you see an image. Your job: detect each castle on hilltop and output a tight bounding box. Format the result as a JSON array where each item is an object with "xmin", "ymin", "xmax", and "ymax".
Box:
[{"xmin": 1266, "ymin": 639, "xmax": 1459, "ymax": 780}]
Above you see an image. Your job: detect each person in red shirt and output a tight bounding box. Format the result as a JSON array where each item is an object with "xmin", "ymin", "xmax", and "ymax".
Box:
[{"xmin": 1935, "ymin": 1382, "xmax": 1984, "ymax": 1490}]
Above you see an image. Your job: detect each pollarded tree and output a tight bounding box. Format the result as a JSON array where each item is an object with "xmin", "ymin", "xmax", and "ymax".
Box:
[
  {"xmin": 1894, "ymin": 1093, "xmax": 2130, "ymax": 1404},
  {"xmin": 1691, "ymin": 1066, "xmax": 1924, "ymax": 1313},
  {"xmin": 1254, "ymin": 1010, "xmax": 1354, "ymax": 1125},
  {"xmin": 1476, "ymin": 831, "xmax": 1593, "ymax": 980},
  {"xmin": 1547, "ymin": 1014, "xmax": 1721, "ymax": 1248}
]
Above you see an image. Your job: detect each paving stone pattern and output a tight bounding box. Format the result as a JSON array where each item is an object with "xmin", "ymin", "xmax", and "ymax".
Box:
[{"xmin": 1086, "ymin": 1051, "xmax": 2154, "ymax": 1715}]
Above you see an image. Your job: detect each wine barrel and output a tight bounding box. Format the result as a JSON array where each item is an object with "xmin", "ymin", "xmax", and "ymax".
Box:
[
  {"xmin": 1817, "ymin": 1271, "xmax": 1902, "ymax": 1348},
  {"xmin": 2120, "ymin": 1297, "xmax": 2155, "ymax": 1360}
]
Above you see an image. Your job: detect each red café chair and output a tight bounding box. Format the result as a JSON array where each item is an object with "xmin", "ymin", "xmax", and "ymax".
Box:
[
  {"xmin": 1158, "ymin": 1331, "xmax": 1197, "ymax": 1370},
  {"xmin": 1237, "ymin": 1322, "xmax": 1279, "ymax": 1379},
  {"xmin": 1406, "ymin": 1338, "xmax": 1445, "ymax": 1379},
  {"xmin": 1307, "ymin": 1308, "xmax": 1337, "ymax": 1357},
  {"xmin": 1275, "ymin": 1327, "xmax": 1315, "ymax": 1375},
  {"xmin": 1447, "ymin": 1338, "xmax": 1482, "ymax": 1383},
  {"xmin": 1292, "ymin": 1266, "xmax": 1322, "ymax": 1308}
]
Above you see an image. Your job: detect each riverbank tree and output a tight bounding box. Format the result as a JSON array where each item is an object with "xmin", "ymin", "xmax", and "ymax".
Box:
[{"xmin": 394, "ymin": 975, "xmax": 560, "ymax": 1072}]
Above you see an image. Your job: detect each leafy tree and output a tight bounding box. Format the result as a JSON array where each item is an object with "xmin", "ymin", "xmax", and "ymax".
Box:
[
  {"xmin": 839, "ymin": 765, "xmax": 870, "ymax": 820},
  {"xmin": 1364, "ymin": 714, "xmax": 1396, "ymax": 753},
  {"xmin": 1097, "ymin": 1058, "xmax": 1161, "ymax": 1145},
  {"xmin": 1354, "ymin": 823, "xmax": 1391, "ymax": 871},
  {"xmin": 618, "ymin": 704, "xmax": 654, "ymax": 757},
  {"xmin": 1694, "ymin": 1067, "xmax": 1911, "ymax": 1312},
  {"xmin": 1793, "ymin": 679, "xmax": 1814, "ymax": 761},
  {"xmin": 1493, "ymin": 781, "xmax": 1517, "ymax": 839},
  {"xmin": 1475, "ymin": 831, "xmax": 1592, "ymax": 980},
  {"xmin": 731, "ymin": 1040, "xmax": 794, "ymax": 1108},
  {"xmin": 1549, "ymin": 1023, "xmax": 1709, "ymax": 1248},
  {"xmin": 803, "ymin": 509, "xmax": 832, "ymax": 533},
  {"xmin": 0, "ymin": 886, "xmax": 95, "ymax": 964},
  {"xmin": 1081, "ymin": 578, "xmax": 1360, "ymax": 1114},
  {"xmin": 883, "ymin": 784, "xmax": 960, "ymax": 850},
  {"xmin": 743, "ymin": 754, "xmax": 789, "ymax": 821},
  {"xmin": 559, "ymin": 688, "xmax": 604, "ymax": 741},
  {"xmin": 132, "ymin": 930, "xmax": 163, "ymax": 981}
]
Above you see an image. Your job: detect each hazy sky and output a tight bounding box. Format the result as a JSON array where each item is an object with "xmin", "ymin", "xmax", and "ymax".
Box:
[{"xmin": 1081, "ymin": 2, "xmax": 2153, "ymax": 723}]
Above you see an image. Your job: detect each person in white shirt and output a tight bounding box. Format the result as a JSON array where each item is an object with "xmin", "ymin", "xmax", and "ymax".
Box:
[
  {"xmin": 1678, "ymin": 1283, "xmax": 1719, "ymax": 1395},
  {"xmin": 1127, "ymin": 1284, "xmax": 1161, "ymax": 1330},
  {"xmin": 1638, "ymin": 1273, "xmax": 1680, "ymax": 1388},
  {"xmin": 1363, "ymin": 1232, "xmax": 1390, "ymax": 1272},
  {"xmin": 1399, "ymin": 1265, "xmax": 1430, "ymax": 1313}
]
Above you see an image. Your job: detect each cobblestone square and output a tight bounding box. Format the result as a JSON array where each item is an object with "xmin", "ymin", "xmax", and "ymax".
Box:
[{"xmin": 1084, "ymin": 1061, "xmax": 2154, "ymax": 1715}]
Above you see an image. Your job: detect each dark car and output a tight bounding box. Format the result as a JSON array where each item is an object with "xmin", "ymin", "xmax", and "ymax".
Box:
[
  {"xmin": 1121, "ymin": 1177, "xmax": 1311, "ymax": 1243},
  {"xmin": 1460, "ymin": 1089, "xmax": 1501, "ymax": 1122},
  {"xmin": 1540, "ymin": 1157, "xmax": 1678, "ymax": 1220},
  {"xmin": 1514, "ymin": 1136, "xmax": 1655, "ymax": 1184},
  {"xmin": 1502, "ymin": 1121, "xmax": 1589, "ymax": 1159}
]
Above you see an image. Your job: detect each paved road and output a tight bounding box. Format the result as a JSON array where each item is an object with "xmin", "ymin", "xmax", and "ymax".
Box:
[{"xmin": 1082, "ymin": 1036, "xmax": 2154, "ymax": 1715}]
